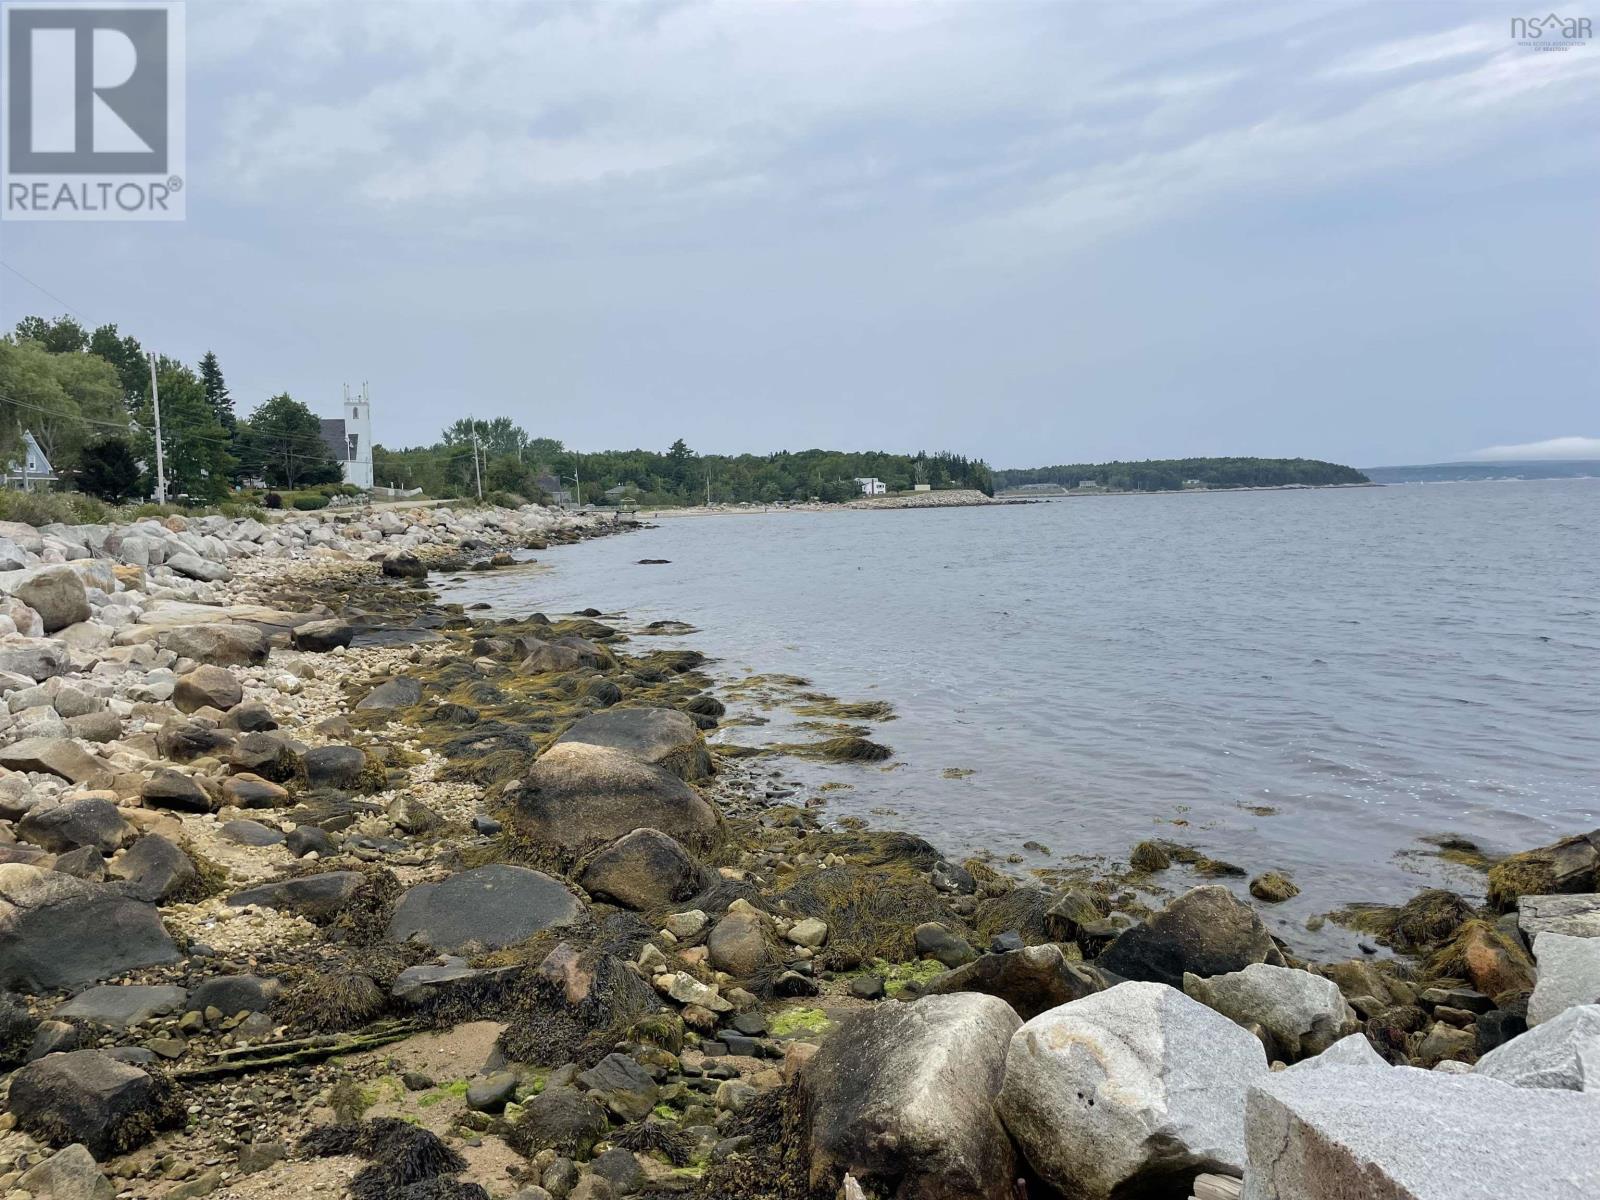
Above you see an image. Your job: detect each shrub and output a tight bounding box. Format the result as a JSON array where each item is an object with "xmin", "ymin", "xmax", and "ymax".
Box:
[
  {"xmin": 0, "ymin": 489, "xmax": 113, "ymax": 527},
  {"xmin": 293, "ymin": 494, "xmax": 330, "ymax": 510},
  {"xmin": 264, "ymin": 492, "xmax": 283, "ymax": 509}
]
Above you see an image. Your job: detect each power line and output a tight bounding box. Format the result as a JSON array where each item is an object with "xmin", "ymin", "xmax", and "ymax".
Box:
[{"xmin": 0, "ymin": 261, "xmax": 98, "ymax": 329}]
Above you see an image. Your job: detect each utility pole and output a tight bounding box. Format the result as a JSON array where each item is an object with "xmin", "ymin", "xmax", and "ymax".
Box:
[
  {"xmin": 147, "ymin": 352, "xmax": 167, "ymax": 504},
  {"xmin": 574, "ymin": 456, "xmax": 581, "ymax": 507},
  {"xmin": 471, "ymin": 426, "xmax": 483, "ymax": 501}
]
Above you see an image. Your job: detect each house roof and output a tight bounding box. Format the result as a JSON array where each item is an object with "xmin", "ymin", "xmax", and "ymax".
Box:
[{"xmin": 319, "ymin": 418, "xmax": 347, "ymax": 461}]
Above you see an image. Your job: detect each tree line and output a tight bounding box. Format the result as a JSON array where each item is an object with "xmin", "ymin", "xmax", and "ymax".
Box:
[
  {"xmin": 3, "ymin": 311, "xmax": 993, "ymax": 508},
  {"xmin": 992, "ymin": 457, "xmax": 1370, "ymax": 493},
  {"xmin": 0, "ymin": 314, "xmax": 347, "ymax": 502}
]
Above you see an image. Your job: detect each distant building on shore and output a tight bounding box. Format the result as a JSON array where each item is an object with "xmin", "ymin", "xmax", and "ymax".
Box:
[
  {"xmin": 1, "ymin": 431, "xmax": 56, "ymax": 489},
  {"xmin": 855, "ymin": 476, "xmax": 887, "ymax": 496},
  {"xmin": 535, "ymin": 473, "xmax": 572, "ymax": 506},
  {"xmin": 318, "ymin": 384, "xmax": 375, "ymax": 489}
]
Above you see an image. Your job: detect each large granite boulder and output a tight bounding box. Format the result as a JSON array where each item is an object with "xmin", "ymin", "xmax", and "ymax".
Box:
[
  {"xmin": 386, "ymin": 865, "xmax": 583, "ymax": 953},
  {"xmin": 921, "ymin": 944, "xmax": 1106, "ymax": 1019},
  {"xmin": 998, "ymin": 981, "xmax": 1267, "ymax": 1199},
  {"xmin": 1284, "ymin": 1032, "xmax": 1389, "ymax": 1073},
  {"xmin": 1184, "ymin": 964, "xmax": 1359, "ymax": 1061},
  {"xmin": 1474, "ymin": 1004, "xmax": 1600, "ymax": 1092},
  {"xmin": 16, "ymin": 1144, "xmax": 114, "ymax": 1200},
  {"xmin": 0, "ymin": 865, "xmax": 178, "ymax": 990},
  {"xmin": 55, "ymin": 984, "xmax": 187, "ymax": 1028},
  {"xmin": 516, "ymin": 742, "xmax": 719, "ymax": 861},
  {"xmin": 11, "ymin": 566, "xmax": 90, "ymax": 633},
  {"xmin": 577, "ymin": 828, "xmax": 706, "ymax": 911},
  {"xmin": 705, "ymin": 908, "xmax": 775, "ymax": 978},
  {"xmin": 9, "ymin": 1049, "xmax": 173, "ymax": 1159},
  {"xmin": 1094, "ymin": 885, "xmax": 1283, "ymax": 987},
  {"xmin": 1242, "ymin": 1065, "xmax": 1600, "ymax": 1199},
  {"xmin": 189, "ymin": 974, "xmax": 281, "ymax": 1016},
  {"xmin": 1519, "ymin": 893, "xmax": 1600, "ymax": 939},
  {"xmin": 800, "ymin": 993, "xmax": 1021, "ymax": 1200},
  {"xmin": 302, "ymin": 745, "xmax": 369, "ymax": 789},
  {"xmin": 140, "ymin": 769, "xmax": 215, "ymax": 813},
  {"xmin": 556, "ymin": 707, "xmax": 712, "ymax": 781},
  {"xmin": 173, "ymin": 665, "xmax": 243, "ymax": 714},
  {"xmin": 156, "ymin": 624, "xmax": 269, "ymax": 667},
  {"xmin": 166, "ymin": 553, "xmax": 230, "ymax": 583},
  {"xmin": 1529, "ymin": 932, "xmax": 1600, "ymax": 1026},
  {"xmin": 0, "ymin": 737, "xmax": 103, "ymax": 784},
  {"xmin": 16, "ymin": 798, "xmax": 134, "ymax": 855},
  {"xmin": 291, "ymin": 619, "xmax": 356, "ymax": 652}
]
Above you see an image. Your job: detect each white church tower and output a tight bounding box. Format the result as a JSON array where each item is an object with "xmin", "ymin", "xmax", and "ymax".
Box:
[{"xmin": 341, "ymin": 383, "xmax": 374, "ymax": 489}]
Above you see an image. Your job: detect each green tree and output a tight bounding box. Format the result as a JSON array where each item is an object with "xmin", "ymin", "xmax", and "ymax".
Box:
[
  {"xmin": 242, "ymin": 392, "xmax": 341, "ymax": 489},
  {"xmin": 87, "ymin": 324, "xmax": 149, "ymax": 411},
  {"xmin": 131, "ymin": 359, "xmax": 234, "ymax": 500},
  {"xmin": 76, "ymin": 435, "xmax": 142, "ymax": 502},
  {"xmin": 0, "ymin": 337, "xmax": 55, "ymax": 467},
  {"xmin": 198, "ymin": 351, "xmax": 236, "ymax": 433},
  {"xmin": 13, "ymin": 315, "xmax": 87, "ymax": 354}
]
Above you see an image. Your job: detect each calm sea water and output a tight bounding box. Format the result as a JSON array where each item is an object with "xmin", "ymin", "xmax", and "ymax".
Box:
[{"xmin": 440, "ymin": 481, "xmax": 1600, "ymax": 956}]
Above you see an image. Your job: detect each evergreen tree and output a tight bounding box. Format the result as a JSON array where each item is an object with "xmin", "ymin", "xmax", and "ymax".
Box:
[
  {"xmin": 77, "ymin": 436, "xmax": 142, "ymax": 502},
  {"xmin": 130, "ymin": 359, "xmax": 235, "ymax": 501},
  {"xmin": 198, "ymin": 351, "xmax": 236, "ymax": 433}
]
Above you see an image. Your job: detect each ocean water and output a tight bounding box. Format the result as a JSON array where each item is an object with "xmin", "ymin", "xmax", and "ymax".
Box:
[{"xmin": 439, "ymin": 480, "xmax": 1600, "ymax": 956}]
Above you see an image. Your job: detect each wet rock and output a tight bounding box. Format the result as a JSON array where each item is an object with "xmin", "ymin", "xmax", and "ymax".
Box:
[
  {"xmin": 1529, "ymin": 932, "xmax": 1600, "ymax": 1026},
  {"xmin": 520, "ymin": 642, "xmax": 587, "ymax": 672},
  {"xmin": 55, "ymin": 984, "xmax": 187, "ymax": 1028},
  {"xmin": 1129, "ymin": 840, "xmax": 1171, "ymax": 872},
  {"xmin": 229, "ymin": 731, "xmax": 301, "ymax": 783},
  {"xmin": 291, "ymin": 619, "xmax": 356, "ymax": 652},
  {"xmin": 16, "ymin": 797, "xmax": 133, "ymax": 854},
  {"xmin": 221, "ymin": 819, "xmax": 285, "ymax": 847},
  {"xmin": 800, "ymin": 992, "xmax": 1020, "ymax": 1200},
  {"xmin": 914, "ymin": 921, "xmax": 978, "ymax": 968},
  {"xmin": 285, "ymin": 827, "xmax": 335, "ymax": 858},
  {"xmin": 9, "ymin": 1049, "xmax": 171, "ymax": 1159},
  {"xmin": 1095, "ymin": 885, "xmax": 1283, "ymax": 988},
  {"xmin": 999, "ymin": 982, "xmax": 1267, "ymax": 1199},
  {"xmin": 157, "ymin": 624, "xmax": 269, "ymax": 667},
  {"xmin": 53, "ymin": 845, "xmax": 106, "ymax": 881},
  {"xmin": 303, "ymin": 745, "xmax": 368, "ymax": 789},
  {"xmin": 140, "ymin": 769, "xmax": 214, "ymax": 813},
  {"xmin": 0, "ymin": 736, "xmax": 103, "ymax": 784},
  {"xmin": 556, "ymin": 707, "xmax": 712, "ymax": 781},
  {"xmin": 1415, "ymin": 1021, "xmax": 1476, "ymax": 1065},
  {"xmin": 387, "ymin": 794, "xmax": 440, "ymax": 833},
  {"xmin": 0, "ymin": 865, "xmax": 178, "ymax": 990},
  {"xmin": 578, "ymin": 1052, "xmax": 659, "ymax": 1121},
  {"xmin": 516, "ymin": 742, "xmax": 719, "ymax": 856},
  {"xmin": 513, "ymin": 1086, "xmax": 609, "ymax": 1158},
  {"xmin": 190, "ymin": 974, "xmax": 280, "ymax": 1015},
  {"xmin": 12, "ymin": 565, "xmax": 91, "ymax": 632},
  {"xmin": 1452, "ymin": 919, "xmax": 1536, "ymax": 997},
  {"xmin": 1476, "ymin": 1008, "xmax": 1528, "ymax": 1055},
  {"xmin": 17, "ymin": 1143, "xmax": 114, "ymax": 1200},
  {"xmin": 1241, "ymin": 1064, "xmax": 1600, "ymax": 1199},
  {"xmin": 850, "ymin": 975, "xmax": 886, "ymax": 1000},
  {"xmin": 1249, "ymin": 872, "xmax": 1300, "ymax": 903},
  {"xmin": 173, "ymin": 665, "xmax": 243, "ymax": 714},
  {"xmin": 155, "ymin": 720, "xmax": 234, "ymax": 763},
  {"xmin": 227, "ymin": 871, "xmax": 364, "ymax": 921},
  {"xmin": 1488, "ymin": 830, "xmax": 1600, "ymax": 912},
  {"xmin": 108, "ymin": 834, "xmax": 196, "ymax": 902},
  {"xmin": 355, "ymin": 676, "xmax": 423, "ymax": 709},
  {"xmin": 386, "ymin": 864, "xmax": 583, "ymax": 952},
  {"xmin": 1184, "ymin": 964, "xmax": 1360, "ymax": 1061},
  {"xmin": 221, "ymin": 774, "xmax": 289, "ymax": 809},
  {"xmin": 381, "ymin": 553, "xmax": 428, "ymax": 579},
  {"xmin": 577, "ymin": 827, "xmax": 705, "ymax": 911},
  {"xmin": 391, "ymin": 959, "xmax": 517, "ymax": 1005},
  {"xmin": 222, "ymin": 701, "xmax": 278, "ymax": 733},
  {"xmin": 467, "ymin": 1070, "xmax": 519, "ymax": 1112},
  {"xmin": 922, "ymin": 943, "xmax": 1105, "ymax": 1019}
]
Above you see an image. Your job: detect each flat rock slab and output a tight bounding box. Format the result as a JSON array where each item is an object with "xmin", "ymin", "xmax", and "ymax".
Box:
[
  {"xmin": 1530, "ymin": 932, "xmax": 1600, "ymax": 1026},
  {"xmin": 1242, "ymin": 1065, "xmax": 1600, "ymax": 1199},
  {"xmin": 386, "ymin": 865, "xmax": 583, "ymax": 953},
  {"xmin": 355, "ymin": 677, "xmax": 423, "ymax": 710},
  {"xmin": 55, "ymin": 984, "xmax": 188, "ymax": 1028},
  {"xmin": 1520, "ymin": 894, "xmax": 1600, "ymax": 940},
  {"xmin": 227, "ymin": 871, "xmax": 365, "ymax": 921},
  {"xmin": 391, "ymin": 959, "xmax": 519, "ymax": 1005},
  {"xmin": 0, "ymin": 736, "xmax": 104, "ymax": 784}
]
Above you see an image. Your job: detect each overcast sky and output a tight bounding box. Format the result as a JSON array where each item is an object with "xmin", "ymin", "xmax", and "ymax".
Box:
[{"xmin": 1, "ymin": 0, "xmax": 1596, "ymax": 468}]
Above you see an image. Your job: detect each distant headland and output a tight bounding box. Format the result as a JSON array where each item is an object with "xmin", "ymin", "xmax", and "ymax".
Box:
[{"xmin": 994, "ymin": 457, "xmax": 1370, "ymax": 496}]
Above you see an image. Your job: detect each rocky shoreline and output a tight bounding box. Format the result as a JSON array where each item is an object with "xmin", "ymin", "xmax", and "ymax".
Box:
[{"xmin": 0, "ymin": 501, "xmax": 1594, "ymax": 1200}]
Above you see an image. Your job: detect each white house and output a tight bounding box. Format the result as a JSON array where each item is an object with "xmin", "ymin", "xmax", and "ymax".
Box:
[
  {"xmin": 855, "ymin": 476, "xmax": 887, "ymax": 496},
  {"xmin": 318, "ymin": 383, "xmax": 375, "ymax": 489},
  {"xmin": 2, "ymin": 431, "xmax": 57, "ymax": 489}
]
